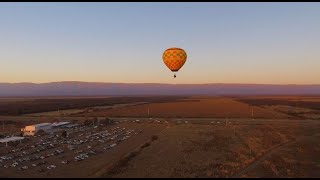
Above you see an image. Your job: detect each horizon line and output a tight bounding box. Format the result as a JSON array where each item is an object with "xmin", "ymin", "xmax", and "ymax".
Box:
[{"xmin": 1, "ymin": 81, "xmax": 320, "ymax": 86}]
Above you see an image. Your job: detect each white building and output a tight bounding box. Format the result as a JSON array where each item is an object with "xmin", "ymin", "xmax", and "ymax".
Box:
[
  {"xmin": 0, "ymin": 136, "xmax": 25, "ymax": 147},
  {"xmin": 21, "ymin": 123, "xmax": 53, "ymax": 136},
  {"xmin": 52, "ymin": 121, "xmax": 70, "ymax": 128}
]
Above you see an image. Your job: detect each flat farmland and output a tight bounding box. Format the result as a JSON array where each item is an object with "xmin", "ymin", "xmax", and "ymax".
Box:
[
  {"xmin": 235, "ymin": 96, "xmax": 320, "ymax": 120},
  {"xmin": 236, "ymin": 96, "xmax": 320, "ymax": 110},
  {"xmin": 80, "ymin": 97, "xmax": 290, "ymax": 119},
  {"xmin": 0, "ymin": 96, "xmax": 186, "ymax": 116}
]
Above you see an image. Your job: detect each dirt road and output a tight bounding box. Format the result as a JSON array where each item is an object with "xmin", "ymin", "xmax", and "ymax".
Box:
[{"xmin": 231, "ymin": 134, "xmax": 319, "ymax": 178}]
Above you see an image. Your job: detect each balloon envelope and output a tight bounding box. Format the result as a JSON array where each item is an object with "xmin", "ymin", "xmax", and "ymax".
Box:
[{"xmin": 162, "ymin": 47, "xmax": 187, "ymax": 72}]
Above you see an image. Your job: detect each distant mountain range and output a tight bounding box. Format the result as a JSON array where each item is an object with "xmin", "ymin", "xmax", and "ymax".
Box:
[{"xmin": 0, "ymin": 81, "xmax": 320, "ymax": 97}]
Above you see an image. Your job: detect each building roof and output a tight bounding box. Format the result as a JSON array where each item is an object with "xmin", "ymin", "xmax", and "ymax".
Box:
[
  {"xmin": 65, "ymin": 124, "xmax": 79, "ymax": 128},
  {"xmin": 0, "ymin": 136, "xmax": 24, "ymax": 143},
  {"xmin": 52, "ymin": 122, "xmax": 70, "ymax": 127},
  {"xmin": 31, "ymin": 123, "xmax": 52, "ymax": 128}
]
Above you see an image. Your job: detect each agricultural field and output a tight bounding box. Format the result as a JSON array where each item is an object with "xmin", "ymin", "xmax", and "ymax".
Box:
[
  {"xmin": 235, "ymin": 96, "xmax": 320, "ymax": 120},
  {"xmin": 235, "ymin": 96, "xmax": 320, "ymax": 110},
  {"xmin": 79, "ymin": 97, "xmax": 290, "ymax": 119},
  {"xmin": 3, "ymin": 96, "xmax": 320, "ymax": 119},
  {"xmin": 26, "ymin": 102, "xmax": 148, "ymax": 117},
  {"xmin": 0, "ymin": 96, "xmax": 187, "ymax": 116}
]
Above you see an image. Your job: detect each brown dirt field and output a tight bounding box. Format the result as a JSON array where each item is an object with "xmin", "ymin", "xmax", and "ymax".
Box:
[
  {"xmin": 236, "ymin": 96, "xmax": 320, "ymax": 110},
  {"xmin": 80, "ymin": 97, "xmax": 290, "ymax": 119},
  {"xmin": 107, "ymin": 120, "xmax": 320, "ymax": 178},
  {"xmin": 235, "ymin": 96, "xmax": 320, "ymax": 120},
  {"xmin": 26, "ymin": 102, "xmax": 148, "ymax": 117},
  {"xmin": 262, "ymin": 105, "xmax": 320, "ymax": 120},
  {"xmin": 241, "ymin": 133, "xmax": 320, "ymax": 178},
  {"xmin": 0, "ymin": 96, "xmax": 186, "ymax": 116},
  {"xmin": 289, "ymin": 98, "xmax": 320, "ymax": 102},
  {"xmin": 235, "ymin": 96, "xmax": 320, "ymax": 100}
]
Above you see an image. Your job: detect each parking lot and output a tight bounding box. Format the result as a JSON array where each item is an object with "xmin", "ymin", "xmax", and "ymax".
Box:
[{"xmin": 0, "ymin": 120, "xmax": 166, "ymax": 178}]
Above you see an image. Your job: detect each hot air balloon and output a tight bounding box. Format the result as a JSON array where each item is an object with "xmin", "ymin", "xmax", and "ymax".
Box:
[{"xmin": 162, "ymin": 47, "xmax": 187, "ymax": 78}]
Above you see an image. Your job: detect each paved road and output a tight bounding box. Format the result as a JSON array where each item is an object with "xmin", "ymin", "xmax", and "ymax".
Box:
[{"xmin": 0, "ymin": 116, "xmax": 318, "ymax": 124}]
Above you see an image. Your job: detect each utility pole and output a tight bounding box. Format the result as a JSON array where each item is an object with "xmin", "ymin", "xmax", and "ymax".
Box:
[
  {"xmin": 58, "ymin": 108, "xmax": 61, "ymax": 123},
  {"xmin": 251, "ymin": 106, "xmax": 254, "ymax": 120},
  {"xmin": 225, "ymin": 113, "xmax": 228, "ymax": 127},
  {"xmin": 295, "ymin": 101, "xmax": 298, "ymax": 115}
]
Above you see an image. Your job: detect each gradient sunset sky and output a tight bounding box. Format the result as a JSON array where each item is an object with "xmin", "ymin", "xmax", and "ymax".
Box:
[{"xmin": 1, "ymin": 2, "xmax": 319, "ymax": 84}]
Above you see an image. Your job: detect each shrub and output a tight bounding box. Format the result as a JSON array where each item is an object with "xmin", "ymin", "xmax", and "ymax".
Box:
[
  {"xmin": 141, "ymin": 142, "xmax": 150, "ymax": 149},
  {"xmin": 151, "ymin": 135, "xmax": 159, "ymax": 141}
]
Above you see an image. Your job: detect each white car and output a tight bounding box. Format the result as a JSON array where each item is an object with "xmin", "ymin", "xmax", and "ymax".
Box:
[
  {"xmin": 110, "ymin": 143, "xmax": 117, "ymax": 147},
  {"xmin": 11, "ymin": 162, "xmax": 18, "ymax": 167},
  {"xmin": 47, "ymin": 165, "xmax": 56, "ymax": 169}
]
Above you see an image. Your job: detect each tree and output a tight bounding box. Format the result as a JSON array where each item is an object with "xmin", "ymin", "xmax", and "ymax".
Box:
[
  {"xmin": 151, "ymin": 135, "xmax": 159, "ymax": 141},
  {"xmin": 84, "ymin": 119, "xmax": 91, "ymax": 126}
]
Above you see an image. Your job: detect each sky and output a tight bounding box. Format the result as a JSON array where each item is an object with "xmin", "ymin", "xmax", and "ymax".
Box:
[{"xmin": 0, "ymin": 2, "xmax": 320, "ymax": 84}]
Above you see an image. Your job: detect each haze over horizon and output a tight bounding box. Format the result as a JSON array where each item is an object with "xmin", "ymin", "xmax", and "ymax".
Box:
[
  {"xmin": 1, "ymin": 2, "xmax": 320, "ymax": 84},
  {"xmin": 1, "ymin": 81, "xmax": 320, "ymax": 97},
  {"xmin": 1, "ymin": 81, "xmax": 320, "ymax": 86}
]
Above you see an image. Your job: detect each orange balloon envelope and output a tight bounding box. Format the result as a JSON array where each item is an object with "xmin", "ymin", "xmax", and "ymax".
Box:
[{"xmin": 162, "ymin": 47, "xmax": 187, "ymax": 72}]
